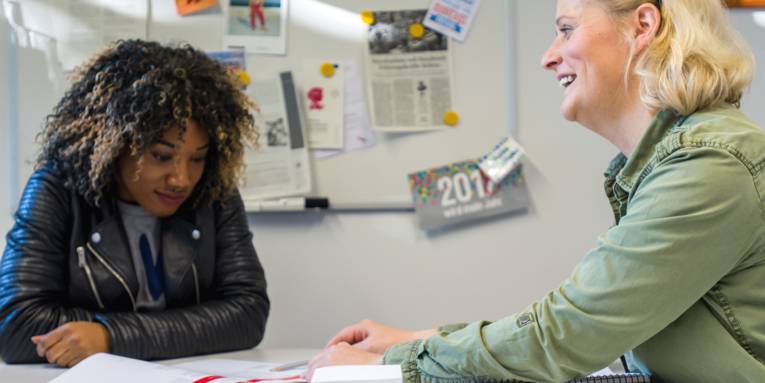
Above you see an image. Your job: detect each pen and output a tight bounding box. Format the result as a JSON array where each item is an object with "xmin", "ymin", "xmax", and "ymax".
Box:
[
  {"xmin": 270, "ymin": 359, "xmax": 310, "ymax": 371},
  {"xmin": 248, "ymin": 197, "xmax": 330, "ymax": 212}
]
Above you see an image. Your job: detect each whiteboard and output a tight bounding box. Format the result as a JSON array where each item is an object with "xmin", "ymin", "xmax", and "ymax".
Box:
[{"xmin": 150, "ymin": 0, "xmax": 516, "ymax": 209}]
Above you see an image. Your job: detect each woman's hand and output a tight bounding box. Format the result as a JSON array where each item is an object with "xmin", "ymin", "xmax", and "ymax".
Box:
[
  {"xmin": 324, "ymin": 319, "xmax": 436, "ymax": 354},
  {"xmin": 31, "ymin": 321, "xmax": 111, "ymax": 367},
  {"xmin": 306, "ymin": 342, "xmax": 383, "ymax": 381}
]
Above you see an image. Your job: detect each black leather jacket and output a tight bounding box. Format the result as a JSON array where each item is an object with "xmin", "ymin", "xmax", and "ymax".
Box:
[{"xmin": 0, "ymin": 168, "xmax": 270, "ymax": 363}]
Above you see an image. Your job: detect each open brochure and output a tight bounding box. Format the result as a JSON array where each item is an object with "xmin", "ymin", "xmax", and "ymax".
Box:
[
  {"xmin": 48, "ymin": 353, "xmax": 305, "ymax": 383},
  {"xmin": 48, "ymin": 353, "xmax": 404, "ymax": 383},
  {"xmin": 47, "ymin": 353, "xmax": 647, "ymax": 383}
]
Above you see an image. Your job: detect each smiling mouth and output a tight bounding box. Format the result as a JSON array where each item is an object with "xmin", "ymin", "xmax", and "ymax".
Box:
[
  {"xmin": 559, "ymin": 75, "xmax": 577, "ymax": 88},
  {"xmin": 155, "ymin": 191, "xmax": 186, "ymax": 205}
]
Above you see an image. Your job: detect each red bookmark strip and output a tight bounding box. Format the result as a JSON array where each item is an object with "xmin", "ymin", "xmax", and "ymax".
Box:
[{"xmin": 193, "ymin": 376, "xmax": 224, "ymax": 383}]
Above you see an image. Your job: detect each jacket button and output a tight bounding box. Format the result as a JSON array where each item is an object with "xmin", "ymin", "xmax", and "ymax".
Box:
[
  {"xmin": 192, "ymin": 229, "xmax": 201, "ymax": 240},
  {"xmin": 91, "ymin": 232, "xmax": 102, "ymax": 244}
]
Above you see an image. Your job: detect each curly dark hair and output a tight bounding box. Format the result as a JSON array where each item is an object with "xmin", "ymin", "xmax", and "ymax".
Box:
[{"xmin": 36, "ymin": 39, "xmax": 258, "ymax": 205}]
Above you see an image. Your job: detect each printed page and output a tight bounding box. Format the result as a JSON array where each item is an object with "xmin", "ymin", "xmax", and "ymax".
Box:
[
  {"xmin": 50, "ymin": 354, "xmax": 307, "ymax": 383},
  {"xmin": 49, "ymin": 353, "xmax": 213, "ymax": 383},
  {"xmin": 364, "ymin": 9, "xmax": 455, "ymax": 131},
  {"xmin": 12, "ymin": 0, "xmax": 147, "ymax": 71},
  {"xmin": 242, "ymin": 71, "xmax": 312, "ymax": 201},
  {"xmin": 172, "ymin": 358, "xmax": 305, "ymax": 379},
  {"xmin": 313, "ymin": 61, "xmax": 375, "ymax": 158},
  {"xmin": 312, "ymin": 365, "xmax": 402, "ymax": 383},
  {"xmin": 423, "ymin": 0, "xmax": 482, "ymax": 42},
  {"xmin": 223, "ymin": 0, "xmax": 288, "ymax": 55},
  {"xmin": 299, "ymin": 60, "xmax": 345, "ymax": 149},
  {"xmin": 57, "ymin": 0, "xmax": 148, "ymax": 70}
]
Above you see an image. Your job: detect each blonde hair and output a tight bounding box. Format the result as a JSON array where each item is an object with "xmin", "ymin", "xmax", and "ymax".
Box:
[{"xmin": 595, "ymin": 0, "xmax": 755, "ymax": 115}]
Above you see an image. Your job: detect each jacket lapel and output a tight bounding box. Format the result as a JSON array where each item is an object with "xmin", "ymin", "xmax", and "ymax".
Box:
[
  {"xmin": 87, "ymin": 212, "xmax": 140, "ymax": 302},
  {"xmin": 161, "ymin": 215, "xmax": 201, "ymax": 303}
]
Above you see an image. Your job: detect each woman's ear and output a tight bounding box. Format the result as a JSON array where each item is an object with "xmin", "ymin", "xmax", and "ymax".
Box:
[{"xmin": 631, "ymin": 3, "xmax": 661, "ymax": 55}]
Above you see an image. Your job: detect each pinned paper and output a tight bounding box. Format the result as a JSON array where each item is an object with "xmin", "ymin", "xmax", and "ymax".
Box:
[
  {"xmin": 313, "ymin": 61, "xmax": 376, "ymax": 159},
  {"xmin": 424, "ymin": 0, "xmax": 482, "ymax": 42},
  {"xmin": 300, "ymin": 60, "xmax": 345, "ymax": 149},
  {"xmin": 478, "ymin": 137, "xmax": 525, "ymax": 184},
  {"xmin": 223, "ymin": 0, "xmax": 289, "ymax": 55},
  {"xmin": 243, "ymin": 71, "xmax": 312, "ymax": 200},
  {"xmin": 207, "ymin": 49, "xmax": 249, "ymax": 89},
  {"xmin": 443, "ymin": 111, "xmax": 460, "ymax": 126},
  {"xmin": 408, "ymin": 159, "xmax": 530, "ymax": 231},
  {"xmin": 360, "ymin": 10, "xmax": 375, "ymax": 25},
  {"xmin": 365, "ymin": 9, "xmax": 455, "ymax": 131}
]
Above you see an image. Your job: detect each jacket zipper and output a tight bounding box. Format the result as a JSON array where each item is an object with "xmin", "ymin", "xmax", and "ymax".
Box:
[
  {"xmin": 77, "ymin": 246, "xmax": 105, "ymax": 310},
  {"xmin": 191, "ymin": 263, "xmax": 200, "ymax": 304},
  {"xmin": 86, "ymin": 242, "xmax": 137, "ymax": 312}
]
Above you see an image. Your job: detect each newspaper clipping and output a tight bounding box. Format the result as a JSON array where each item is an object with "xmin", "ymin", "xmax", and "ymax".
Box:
[
  {"xmin": 241, "ymin": 72, "xmax": 312, "ymax": 201},
  {"xmin": 365, "ymin": 9, "xmax": 454, "ymax": 131}
]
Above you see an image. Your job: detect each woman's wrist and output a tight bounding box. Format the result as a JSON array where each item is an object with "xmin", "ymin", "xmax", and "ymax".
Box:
[{"xmin": 412, "ymin": 328, "xmax": 437, "ymax": 340}]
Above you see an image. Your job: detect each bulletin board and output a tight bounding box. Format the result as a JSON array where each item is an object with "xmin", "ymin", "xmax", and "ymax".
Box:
[{"xmin": 145, "ymin": 0, "xmax": 517, "ymax": 209}]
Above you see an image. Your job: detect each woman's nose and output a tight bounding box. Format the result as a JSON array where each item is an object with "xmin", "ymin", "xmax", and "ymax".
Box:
[
  {"xmin": 168, "ymin": 163, "xmax": 191, "ymax": 191},
  {"xmin": 541, "ymin": 42, "xmax": 562, "ymax": 70}
]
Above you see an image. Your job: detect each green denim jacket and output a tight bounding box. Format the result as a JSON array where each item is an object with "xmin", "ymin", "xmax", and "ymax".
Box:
[{"xmin": 384, "ymin": 104, "xmax": 765, "ymax": 382}]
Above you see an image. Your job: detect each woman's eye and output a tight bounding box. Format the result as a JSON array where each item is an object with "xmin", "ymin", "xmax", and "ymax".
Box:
[
  {"xmin": 191, "ymin": 156, "xmax": 206, "ymax": 163},
  {"xmin": 558, "ymin": 25, "xmax": 573, "ymax": 38},
  {"xmin": 151, "ymin": 152, "xmax": 173, "ymax": 162}
]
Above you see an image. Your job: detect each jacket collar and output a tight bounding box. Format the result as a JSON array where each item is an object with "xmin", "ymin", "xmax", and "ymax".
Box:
[
  {"xmin": 87, "ymin": 189, "xmax": 203, "ymax": 303},
  {"xmin": 604, "ymin": 109, "xmax": 683, "ymax": 193}
]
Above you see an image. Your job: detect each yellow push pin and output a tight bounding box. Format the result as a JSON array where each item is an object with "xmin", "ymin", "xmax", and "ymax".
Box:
[
  {"xmin": 409, "ymin": 23, "xmax": 425, "ymax": 39},
  {"xmin": 443, "ymin": 110, "xmax": 460, "ymax": 126},
  {"xmin": 360, "ymin": 10, "xmax": 375, "ymax": 25},
  {"xmin": 320, "ymin": 62, "xmax": 336, "ymax": 78},
  {"xmin": 237, "ymin": 70, "xmax": 251, "ymax": 87}
]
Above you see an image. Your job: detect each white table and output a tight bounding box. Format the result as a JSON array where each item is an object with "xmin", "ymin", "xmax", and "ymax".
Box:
[{"xmin": 0, "ymin": 348, "xmax": 319, "ymax": 383}]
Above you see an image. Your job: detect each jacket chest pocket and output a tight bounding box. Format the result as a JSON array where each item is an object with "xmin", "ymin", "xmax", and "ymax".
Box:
[{"xmin": 75, "ymin": 244, "xmax": 137, "ymax": 312}]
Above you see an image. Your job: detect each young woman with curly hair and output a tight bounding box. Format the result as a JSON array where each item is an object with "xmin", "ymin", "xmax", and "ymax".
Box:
[{"xmin": 0, "ymin": 39, "xmax": 270, "ymax": 367}]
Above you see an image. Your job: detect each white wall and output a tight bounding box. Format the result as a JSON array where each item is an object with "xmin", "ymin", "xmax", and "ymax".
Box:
[
  {"xmin": 15, "ymin": 41, "xmax": 62, "ymax": 196},
  {"xmin": 731, "ymin": 9, "xmax": 765, "ymax": 127},
  {"xmin": 0, "ymin": 14, "xmax": 13, "ymax": 253},
  {"xmin": 251, "ymin": 3, "xmax": 765, "ymax": 349},
  {"xmin": 252, "ymin": 0, "xmax": 616, "ymax": 348}
]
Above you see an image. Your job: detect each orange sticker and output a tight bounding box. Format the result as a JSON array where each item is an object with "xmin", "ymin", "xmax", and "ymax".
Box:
[
  {"xmin": 175, "ymin": 0, "xmax": 218, "ymax": 16},
  {"xmin": 725, "ymin": 0, "xmax": 765, "ymax": 7}
]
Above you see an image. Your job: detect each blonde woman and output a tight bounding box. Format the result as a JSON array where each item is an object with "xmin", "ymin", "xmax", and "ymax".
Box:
[{"xmin": 308, "ymin": 1, "xmax": 765, "ymax": 382}]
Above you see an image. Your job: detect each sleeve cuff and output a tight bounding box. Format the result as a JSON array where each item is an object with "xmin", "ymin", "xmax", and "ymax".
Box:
[
  {"xmin": 436, "ymin": 323, "xmax": 468, "ymax": 334},
  {"xmin": 383, "ymin": 339, "xmax": 423, "ymax": 378}
]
